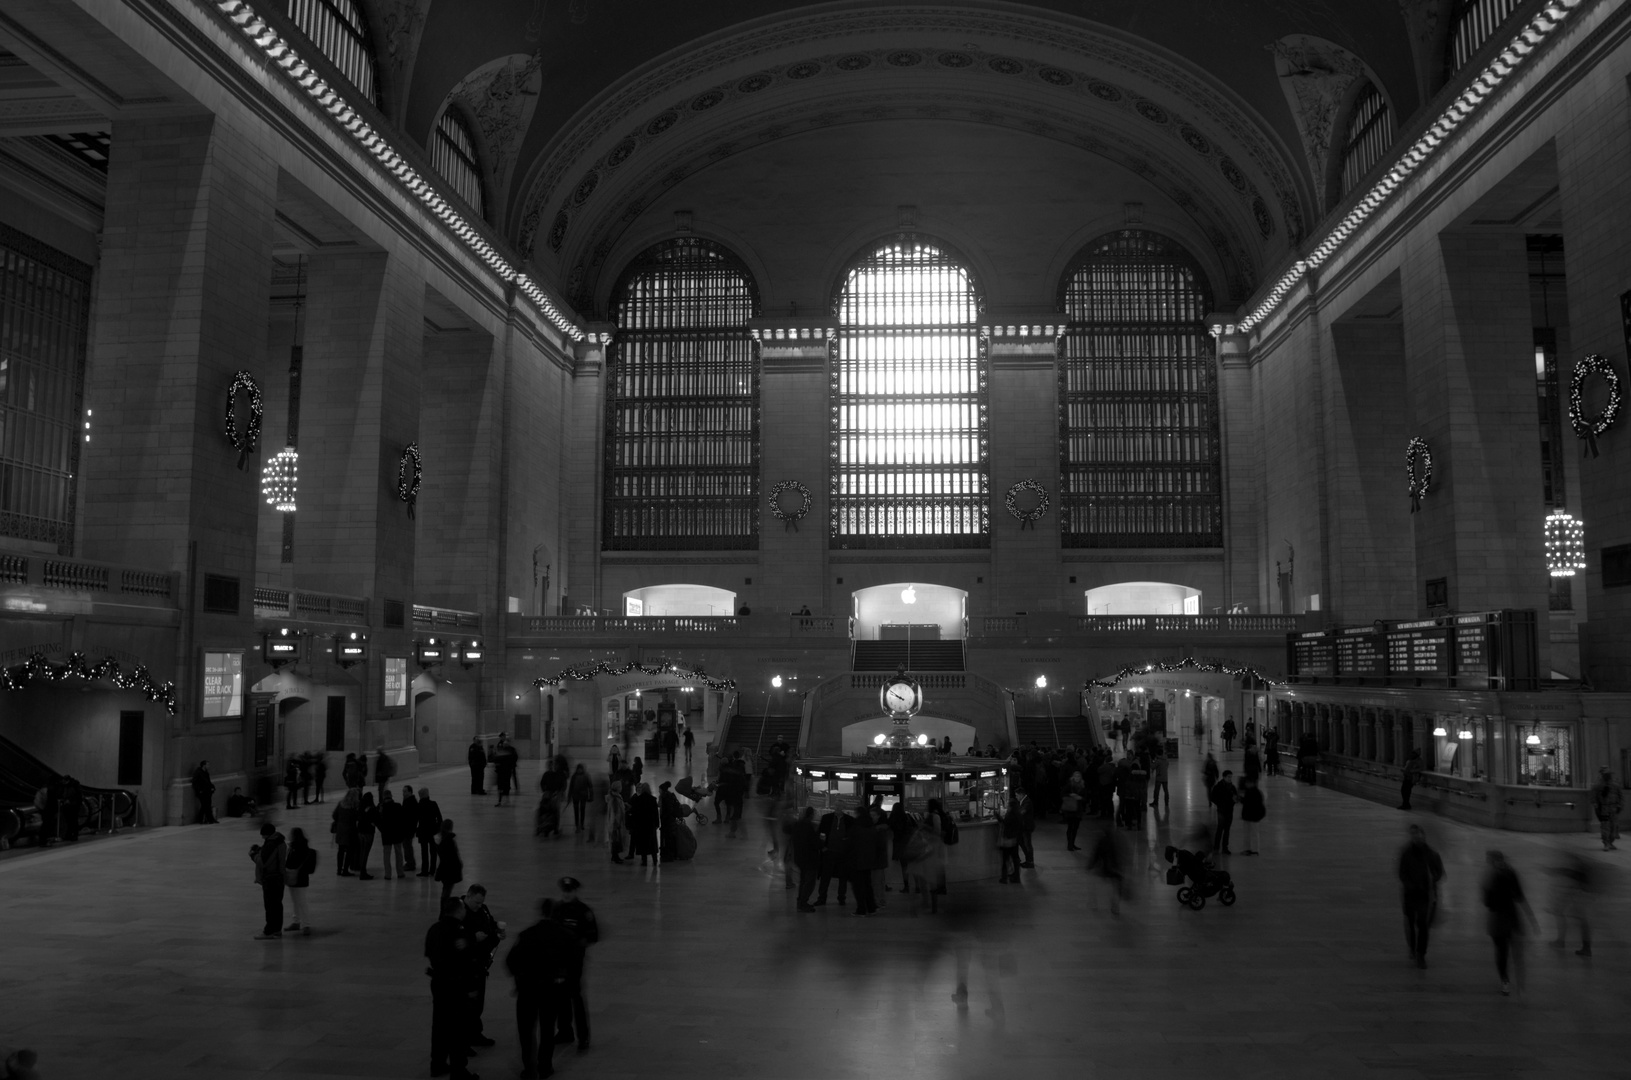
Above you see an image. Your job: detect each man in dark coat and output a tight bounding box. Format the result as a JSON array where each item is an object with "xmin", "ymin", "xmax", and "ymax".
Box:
[
  {"xmin": 373, "ymin": 749, "xmax": 395, "ymax": 802},
  {"xmin": 1209, "ymin": 769, "xmax": 1238, "ymax": 854},
  {"xmin": 506, "ymin": 899, "xmax": 583, "ymax": 1080},
  {"xmin": 551, "ymin": 877, "xmax": 599, "ymax": 1051},
  {"xmin": 489, "ymin": 734, "xmax": 519, "ymax": 806},
  {"xmin": 1398, "ymin": 824, "xmax": 1445, "ymax": 968},
  {"xmin": 191, "ymin": 761, "xmax": 216, "ymax": 824},
  {"xmin": 1400, "ymin": 748, "xmax": 1425, "ymax": 810},
  {"xmin": 462, "ymin": 884, "xmax": 504, "ymax": 1049},
  {"xmin": 815, "ymin": 810, "xmax": 851, "ymax": 907},
  {"xmin": 468, "ymin": 738, "xmax": 487, "ymax": 795},
  {"xmin": 791, "ymin": 806, "xmax": 822, "ymax": 911},
  {"xmin": 248, "ymin": 823, "xmax": 287, "ymax": 939},
  {"xmin": 424, "ymin": 897, "xmax": 479, "ymax": 1080},
  {"xmin": 415, "ymin": 786, "xmax": 443, "ymax": 877}
]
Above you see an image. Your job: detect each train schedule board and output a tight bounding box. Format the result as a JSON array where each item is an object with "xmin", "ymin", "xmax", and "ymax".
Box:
[
  {"xmin": 201, "ymin": 651, "xmax": 243, "ymax": 718},
  {"xmin": 1291, "ymin": 632, "xmax": 1334, "ymax": 676},
  {"xmin": 1386, "ymin": 620, "xmax": 1450, "ymax": 679},
  {"xmin": 1335, "ymin": 628, "xmax": 1386, "ymax": 677},
  {"xmin": 1454, "ymin": 615, "xmax": 1489, "ymax": 683}
]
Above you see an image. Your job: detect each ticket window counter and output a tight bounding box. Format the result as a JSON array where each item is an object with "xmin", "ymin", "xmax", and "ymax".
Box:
[{"xmin": 1512, "ymin": 723, "xmax": 1576, "ymax": 787}]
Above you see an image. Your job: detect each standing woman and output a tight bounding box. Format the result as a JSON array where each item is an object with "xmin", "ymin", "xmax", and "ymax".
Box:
[
  {"xmin": 605, "ymin": 778, "xmax": 628, "ymax": 864},
  {"xmin": 354, "ymin": 791, "xmax": 379, "ymax": 880},
  {"xmin": 627, "ymin": 782, "xmax": 660, "ymax": 868},
  {"xmin": 1238, "ymin": 775, "xmax": 1266, "ymax": 855},
  {"xmin": 568, "ymin": 764, "xmax": 593, "ymax": 833},
  {"xmin": 332, "ymin": 788, "xmax": 359, "ymax": 876},
  {"xmin": 888, "ymin": 802, "xmax": 918, "ymax": 892},
  {"xmin": 400, "ymin": 786, "xmax": 419, "ymax": 873},
  {"xmin": 415, "ymin": 787, "xmax": 442, "ymax": 878},
  {"xmin": 433, "ymin": 819, "xmax": 464, "ymax": 900},
  {"xmin": 284, "ymin": 827, "xmax": 316, "ymax": 934},
  {"xmin": 998, "ymin": 799, "xmax": 1024, "ymax": 884}
]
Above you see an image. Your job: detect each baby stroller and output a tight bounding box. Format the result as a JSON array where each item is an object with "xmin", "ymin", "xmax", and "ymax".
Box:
[
  {"xmin": 674, "ymin": 776, "xmax": 713, "ymax": 824},
  {"xmin": 1164, "ymin": 846, "xmax": 1236, "ymax": 910}
]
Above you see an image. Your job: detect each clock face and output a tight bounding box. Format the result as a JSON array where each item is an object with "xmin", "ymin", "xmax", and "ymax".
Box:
[{"xmin": 881, "ymin": 678, "xmax": 920, "ymax": 716}]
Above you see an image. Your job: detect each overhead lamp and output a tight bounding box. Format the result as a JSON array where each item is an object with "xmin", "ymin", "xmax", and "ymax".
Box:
[
  {"xmin": 873, "ymin": 733, "xmax": 886, "ymax": 746},
  {"xmin": 1432, "ymin": 725, "xmax": 1448, "ymax": 737},
  {"xmin": 916, "ymin": 734, "xmax": 929, "ymax": 746},
  {"xmin": 1526, "ymin": 729, "xmax": 1542, "ymax": 746},
  {"xmin": 1544, "ymin": 509, "xmax": 1586, "ymax": 577},
  {"xmin": 261, "ymin": 446, "xmax": 298, "ymax": 512},
  {"xmin": 1458, "ymin": 728, "xmax": 1475, "ymax": 740}
]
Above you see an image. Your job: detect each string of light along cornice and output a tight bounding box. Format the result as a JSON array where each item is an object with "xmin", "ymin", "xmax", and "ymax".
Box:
[
  {"xmin": 1222, "ymin": 0, "xmax": 1590, "ymax": 338},
  {"xmin": 212, "ymin": 0, "xmax": 585, "ymax": 343}
]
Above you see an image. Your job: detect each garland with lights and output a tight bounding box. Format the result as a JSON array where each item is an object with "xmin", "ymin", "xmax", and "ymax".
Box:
[
  {"xmin": 533, "ymin": 661, "xmax": 735, "ymax": 691},
  {"xmin": 1568, "ymin": 353, "xmax": 1621, "ymax": 458},
  {"xmin": 397, "ymin": 443, "xmax": 422, "ymax": 518},
  {"xmin": 1, "ymin": 652, "xmax": 178, "ymax": 714},
  {"xmin": 768, "ymin": 480, "xmax": 811, "ymax": 531},
  {"xmin": 1405, "ymin": 437, "xmax": 1432, "ymax": 513},
  {"xmin": 224, "ymin": 370, "xmax": 263, "ymax": 470},
  {"xmin": 1005, "ymin": 479, "xmax": 1050, "ymax": 529},
  {"xmin": 1085, "ymin": 655, "xmax": 1281, "ymax": 690}
]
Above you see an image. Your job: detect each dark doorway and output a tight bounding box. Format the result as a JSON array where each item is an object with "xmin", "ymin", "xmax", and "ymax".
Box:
[
  {"xmin": 117, "ymin": 711, "xmax": 144, "ymax": 785},
  {"xmin": 326, "ymin": 696, "xmax": 346, "ymax": 752}
]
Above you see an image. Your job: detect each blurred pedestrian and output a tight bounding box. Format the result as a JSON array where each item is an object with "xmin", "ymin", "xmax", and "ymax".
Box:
[
  {"xmin": 373, "ymin": 750, "xmax": 395, "ymax": 802},
  {"xmin": 491, "ymin": 733, "xmax": 519, "ymax": 806},
  {"xmin": 1238, "ymin": 775, "xmax": 1265, "ymax": 855},
  {"xmin": 888, "ymin": 802, "xmax": 917, "ymax": 891},
  {"xmin": 1202, "ymin": 751, "xmax": 1219, "ymax": 796},
  {"xmin": 1549, "ymin": 852, "xmax": 1596, "ymax": 957},
  {"xmin": 468, "ymin": 737, "xmax": 487, "ymax": 795},
  {"xmin": 248, "ymin": 822, "xmax": 287, "ymax": 940},
  {"xmin": 191, "ymin": 760, "xmax": 216, "ymax": 824},
  {"xmin": 849, "ymin": 812, "xmax": 882, "ymax": 913},
  {"xmin": 998, "ymin": 799, "xmax": 1024, "ymax": 884},
  {"xmin": 628, "ymin": 782, "xmax": 659, "ymax": 867},
  {"xmin": 1086, "ymin": 820, "xmax": 1129, "ymax": 915},
  {"xmin": 816, "ymin": 810, "xmax": 852, "ymax": 907},
  {"xmin": 331, "ymin": 788, "xmax": 359, "ymax": 876},
  {"xmin": 434, "ymin": 819, "xmax": 464, "ymax": 900},
  {"xmin": 353, "ymin": 791, "xmax": 378, "ymax": 880},
  {"xmin": 378, "ymin": 789, "xmax": 406, "ymax": 881},
  {"xmin": 568, "ymin": 764, "xmax": 593, "ymax": 832},
  {"xmin": 1149, "ymin": 751, "xmax": 1170, "ymax": 812},
  {"xmin": 682, "ymin": 726, "xmax": 695, "ymax": 770},
  {"xmin": 1591, "ymin": 766, "xmax": 1622, "ymax": 850},
  {"xmin": 792, "ymin": 806, "xmax": 822, "ymax": 911},
  {"xmin": 283, "ymin": 756, "xmax": 300, "ymax": 810},
  {"xmin": 1399, "ymin": 748, "xmax": 1424, "ymax": 810},
  {"xmin": 415, "ymin": 787, "xmax": 442, "ymax": 878},
  {"xmin": 1210, "ymin": 769, "xmax": 1238, "ymax": 854},
  {"xmin": 1482, "ymin": 850, "xmax": 1536, "ymax": 994},
  {"xmin": 1398, "ymin": 824, "xmax": 1444, "ymax": 968},
  {"xmin": 605, "ymin": 779, "xmax": 627, "ymax": 864},
  {"xmin": 506, "ymin": 898, "xmax": 581, "ymax": 1080},
  {"xmin": 551, "ymin": 876, "xmax": 599, "ymax": 1051},
  {"xmin": 1060, "ymin": 783, "xmax": 1085, "ymax": 851},
  {"xmin": 424, "ymin": 897, "xmax": 478, "ymax": 1080},
  {"xmin": 400, "ymin": 786, "xmax": 419, "ymax": 873},
  {"xmin": 311, "ymin": 751, "xmax": 327, "ymax": 803}
]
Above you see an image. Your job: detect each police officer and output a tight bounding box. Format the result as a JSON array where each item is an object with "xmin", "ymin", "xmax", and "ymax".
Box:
[
  {"xmin": 550, "ymin": 877, "xmax": 599, "ymax": 1050},
  {"xmin": 424, "ymin": 897, "xmax": 480, "ymax": 1080},
  {"xmin": 505, "ymin": 898, "xmax": 583, "ymax": 1080},
  {"xmin": 461, "ymin": 884, "xmax": 504, "ymax": 1049}
]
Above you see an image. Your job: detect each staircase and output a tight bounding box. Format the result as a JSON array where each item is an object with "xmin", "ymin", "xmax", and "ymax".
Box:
[
  {"xmin": 717, "ymin": 714, "xmax": 804, "ymax": 754},
  {"xmin": 1014, "ymin": 717, "xmax": 1104, "ymax": 750},
  {"xmin": 852, "ymin": 639, "xmax": 964, "ymax": 671}
]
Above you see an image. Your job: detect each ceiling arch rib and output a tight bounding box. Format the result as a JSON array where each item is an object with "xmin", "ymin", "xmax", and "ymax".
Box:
[{"xmin": 511, "ymin": 5, "xmax": 1314, "ymax": 273}]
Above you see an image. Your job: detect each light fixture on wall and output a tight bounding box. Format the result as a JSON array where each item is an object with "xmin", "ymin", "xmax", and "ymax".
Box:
[
  {"xmin": 1544, "ymin": 509, "xmax": 1586, "ymax": 576},
  {"xmin": 1458, "ymin": 727, "xmax": 1474, "ymax": 740},
  {"xmin": 261, "ymin": 446, "xmax": 298, "ymax": 512},
  {"xmin": 1432, "ymin": 724, "xmax": 1448, "ymax": 737},
  {"xmin": 1525, "ymin": 726, "xmax": 1542, "ymax": 746}
]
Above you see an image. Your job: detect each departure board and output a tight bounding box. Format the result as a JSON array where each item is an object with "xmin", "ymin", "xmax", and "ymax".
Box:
[
  {"xmin": 1334, "ymin": 629, "xmax": 1385, "ymax": 677},
  {"xmin": 1455, "ymin": 615, "xmax": 1488, "ymax": 682},
  {"xmin": 1387, "ymin": 620, "xmax": 1450, "ymax": 677},
  {"xmin": 1292, "ymin": 632, "xmax": 1334, "ymax": 676},
  {"xmin": 1286, "ymin": 610, "xmax": 1537, "ymax": 690}
]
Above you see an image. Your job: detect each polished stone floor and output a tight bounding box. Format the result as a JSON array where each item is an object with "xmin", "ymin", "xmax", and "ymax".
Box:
[{"xmin": 2, "ymin": 744, "xmax": 1628, "ymax": 1080}]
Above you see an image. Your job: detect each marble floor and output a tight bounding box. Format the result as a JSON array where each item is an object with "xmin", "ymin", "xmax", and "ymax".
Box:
[{"xmin": 2, "ymin": 745, "xmax": 1627, "ymax": 1080}]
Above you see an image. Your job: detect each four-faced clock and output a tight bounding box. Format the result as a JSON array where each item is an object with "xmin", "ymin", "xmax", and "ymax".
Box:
[{"xmin": 880, "ymin": 674, "xmax": 922, "ymax": 717}]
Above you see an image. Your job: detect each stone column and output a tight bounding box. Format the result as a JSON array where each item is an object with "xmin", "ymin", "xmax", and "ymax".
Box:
[
  {"xmin": 987, "ymin": 323, "xmax": 1064, "ymax": 616},
  {"xmin": 1214, "ymin": 326, "xmax": 1262, "ymax": 611},
  {"xmin": 563, "ymin": 333, "xmax": 608, "ymax": 613},
  {"xmin": 297, "ymin": 250, "xmax": 425, "ymax": 746},
  {"xmin": 753, "ymin": 319, "xmax": 834, "ymax": 614}
]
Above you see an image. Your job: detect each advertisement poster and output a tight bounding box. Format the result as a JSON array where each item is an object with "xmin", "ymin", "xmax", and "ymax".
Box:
[
  {"xmin": 384, "ymin": 657, "xmax": 407, "ymax": 708},
  {"xmin": 201, "ymin": 651, "xmax": 242, "ymax": 718}
]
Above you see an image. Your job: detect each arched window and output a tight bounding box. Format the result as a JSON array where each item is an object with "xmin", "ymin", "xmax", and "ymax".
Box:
[
  {"xmin": 1449, "ymin": 0, "xmax": 1525, "ymax": 74},
  {"xmin": 831, "ymin": 236, "xmax": 987, "ymax": 549},
  {"xmin": 605, "ymin": 238, "xmax": 760, "ymax": 550},
  {"xmin": 287, "ymin": 0, "xmax": 378, "ymax": 105},
  {"xmin": 1058, "ymin": 230, "xmax": 1221, "ymax": 547},
  {"xmin": 430, "ymin": 109, "xmax": 484, "ymax": 218},
  {"xmin": 1338, "ymin": 83, "xmax": 1393, "ymax": 199}
]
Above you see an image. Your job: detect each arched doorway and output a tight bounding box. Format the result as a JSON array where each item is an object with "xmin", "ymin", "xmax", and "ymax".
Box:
[
  {"xmin": 1084, "ymin": 581, "xmax": 1202, "ymax": 615},
  {"xmin": 850, "ymin": 582, "xmax": 967, "ymax": 640},
  {"xmin": 621, "ymin": 583, "xmax": 737, "ymax": 617}
]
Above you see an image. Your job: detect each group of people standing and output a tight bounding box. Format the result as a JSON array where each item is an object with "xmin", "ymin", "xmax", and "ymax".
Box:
[{"xmin": 790, "ymin": 796, "xmax": 958, "ymax": 915}]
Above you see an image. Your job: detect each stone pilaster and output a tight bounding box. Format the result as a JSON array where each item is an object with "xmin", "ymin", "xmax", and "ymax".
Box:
[
  {"xmin": 753, "ymin": 318, "xmax": 833, "ymax": 614},
  {"xmin": 986, "ymin": 322, "xmax": 1064, "ymax": 615},
  {"xmin": 1214, "ymin": 326, "xmax": 1261, "ymax": 611}
]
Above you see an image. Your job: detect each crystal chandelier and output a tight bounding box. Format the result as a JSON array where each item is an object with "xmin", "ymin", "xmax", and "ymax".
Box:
[
  {"xmin": 1543, "ymin": 508, "xmax": 1585, "ymax": 577},
  {"xmin": 261, "ymin": 446, "xmax": 299, "ymax": 512}
]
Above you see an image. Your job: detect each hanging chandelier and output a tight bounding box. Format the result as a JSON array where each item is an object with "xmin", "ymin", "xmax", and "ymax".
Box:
[
  {"xmin": 261, "ymin": 446, "xmax": 299, "ymax": 512},
  {"xmin": 1543, "ymin": 508, "xmax": 1585, "ymax": 577}
]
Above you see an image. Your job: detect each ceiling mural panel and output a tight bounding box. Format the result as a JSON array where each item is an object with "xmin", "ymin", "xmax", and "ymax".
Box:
[{"xmin": 442, "ymin": 52, "xmax": 545, "ymax": 228}]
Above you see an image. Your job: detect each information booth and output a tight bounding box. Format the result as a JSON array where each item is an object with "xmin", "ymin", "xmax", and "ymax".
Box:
[{"xmin": 793, "ymin": 751, "xmax": 1009, "ymax": 883}]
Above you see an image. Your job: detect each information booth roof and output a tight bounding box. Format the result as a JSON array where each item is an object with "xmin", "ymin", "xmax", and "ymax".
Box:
[{"xmin": 795, "ymin": 757, "xmax": 1007, "ymax": 780}]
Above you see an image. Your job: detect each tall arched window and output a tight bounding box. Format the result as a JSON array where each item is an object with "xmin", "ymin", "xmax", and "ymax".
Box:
[
  {"xmin": 287, "ymin": 0, "xmax": 378, "ymax": 105},
  {"xmin": 430, "ymin": 109, "xmax": 485, "ymax": 218},
  {"xmin": 1058, "ymin": 230, "xmax": 1221, "ymax": 547},
  {"xmin": 1449, "ymin": 0, "xmax": 1524, "ymax": 74},
  {"xmin": 831, "ymin": 236, "xmax": 987, "ymax": 548},
  {"xmin": 605, "ymin": 238, "xmax": 760, "ymax": 550},
  {"xmin": 1338, "ymin": 83, "xmax": 1393, "ymax": 200}
]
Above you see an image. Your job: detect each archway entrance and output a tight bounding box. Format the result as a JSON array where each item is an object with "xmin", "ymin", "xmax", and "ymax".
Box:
[
  {"xmin": 621, "ymin": 583, "xmax": 737, "ymax": 617},
  {"xmin": 850, "ymin": 582, "xmax": 967, "ymax": 641},
  {"xmin": 1084, "ymin": 581, "xmax": 1201, "ymax": 615}
]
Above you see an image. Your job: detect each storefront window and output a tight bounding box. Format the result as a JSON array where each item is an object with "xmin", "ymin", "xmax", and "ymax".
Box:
[{"xmin": 1514, "ymin": 723, "xmax": 1574, "ymax": 787}]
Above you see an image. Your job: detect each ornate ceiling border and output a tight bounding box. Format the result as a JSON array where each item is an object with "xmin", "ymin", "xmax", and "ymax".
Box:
[
  {"xmin": 561, "ymin": 86, "xmax": 1259, "ymax": 314},
  {"xmin": 512, "ymin": 4, "xmax": 1310, "ymax": 257}
]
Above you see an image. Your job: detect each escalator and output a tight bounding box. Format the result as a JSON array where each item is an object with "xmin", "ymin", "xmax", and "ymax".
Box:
[{"xmin": 0, "ymin": 732, "xmax": 137, "ymax": 844}]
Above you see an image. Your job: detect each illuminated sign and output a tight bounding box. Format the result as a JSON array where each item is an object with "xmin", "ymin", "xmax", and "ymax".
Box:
[
  {"xmin": 911, "ymin": 773, "xmax": 938, "ymax": 780},
  {"xmin": 383, "ymin": 657, "xmax": 407, "ymax": 708},
  {"xmin": 262, "ymin": 629, "xmax": 298, "ymax": 665},
  {"xmin": 459, "ymin": 640, "xmax": 484, "ymax": 665},
  {"xmin": 416, "ymin": 638, "xmax": 445, "ymax": 666},
  {"xmin": 201, "ymin": 651, "xmax": 242, "ymax": 718}
]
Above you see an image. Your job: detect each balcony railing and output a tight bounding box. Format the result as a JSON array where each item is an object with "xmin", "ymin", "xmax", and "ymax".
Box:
[
  {"xmin": 978, "ymin": 613, "xmax": 1304, "ymax": 635},
  {"xmin": 413, "ymin": 605, "xmax": 482, "ymax": 632},
  {"xmin": 517, "ymin": 614, "xmax": 843, "ymax": 637},
  {"xmin": 0, "ymin": 553, "xmax": 177, "ymax": 607},
  {"xmin": 255, "ymin": 588, "xmax": 369, "ymax": 625}
]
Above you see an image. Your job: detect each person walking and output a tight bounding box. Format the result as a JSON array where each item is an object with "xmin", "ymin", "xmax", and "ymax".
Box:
[
  {"xmin": 848, "ymin": 813, "xmax": 881, "ymax": 914},
  {"xmin": 682, "ymin": 726, "xmax": 694, "ymax": 770},
  {"xmin": 1398, "ymin": 823, "xmax": 1445, "ymax": 968},
  {"xmin": 887, "ymin": 802, "xmax": 917, "ymax": 892},
  {"xmin": 435, "ymin": 819, "xmax": 465, "ymax": 900},
  {"xmin": 1221, "ymin": 717, "xmax": 1237, "ymax": 752},
  {"xmin": 353, "ymin": 791, "xmax": 379, "ymax": 880},
  {"xmin": 604, "ymin": 781, "xmax": 627, "ymax": 864},
  {"xmin": 1202, "ymin": 752, "xmax": 1220, "ymax": 799},
  {"xmin": 490, "ymin": 734, "xmax": 519, "ymax": 806},
  {"xmin": 1060, "ymin": 783, "xmax": 1085, "ymax": 851},
  {"xmin": 373, "ymin": 750, "xmax": 395, "ymax": 803},
  {"xmin": 1591, "ymin": 766, "xmax": 1622, "ymax": 850},
  {"xmin": 792, "ymin": 806, "xmax": 822, "ymax": 912},
  {"xmin": 1400, "ymin": 748, "xmax": 1424, "ymax": 810},
  {"xmin": 248, "ymin": 822, "xmax": 288, "ymax": 940},
  {"xmin": 1209, "ymin": 769, "xmax": 1238, "ymax": 854},
  {"xmin": 400, "ymin": 785, "xmax": 419, "ymax": 873},
  {"xmin": 378, "ymin": 789, "xmax": 407, "ymax": 881},
  {"xmin": 627, "ymin": 783, "xmax": 659, "ymax": 868},
  {"xmin": 1264, "ymin": 730, "xmax": 1281, "ymax": 777},
  {"xmin": 1243, "ymin": 744, "xmax": 1262, "ymax": 784},
  {"xmin": 1549, "ymin": 851, "xmax": 1596, "ymax": 957},
  {"xmin": 506, "ymin": 898, "xmax": 582, "ymax": 1080},
  {"xmin": 310, "ymin": 752, "xmax": 327, "ymax": 803},
  {"xmin": 424, "ymin": 897, "xmax": 480, "ymax": 1080},
  {"xmin": 997, "ymin": 799, "xmax": 1024, "ymax": 884},
  {"xmin": 815, "ymin": 810, "xmax": 852, "ymax": 907},
  {"xmin": 467, "ymin": 737, "xmax": 487, "ymax": 795},
  {"xmin": 551, "ymin": 877, "xmax": 599, "ymax": 1051},
  {"xmin": 661, "ymin": 726, "xmax": 679, "ymax": 768},
  {"xmin": 283, "ymin": 756, "xmax": 300, "ymax": 811},
  {"xmin": 191, "ymin": 760, "xmax": 216, "ymax": 824},
  {"xmin": 1482, "ymin": 850, "xmax": 1537, "ymax": 994},
  {"xmin": 283, "ymin": 826, "xmax": 317, "ymax": 934},
  {"xmin": 1238, "ymin": 775, "xmax": 1265, "ymax": 854},
  {"xmin": 567, "ymin": 765, "xmax": 593, "ymax": 833},
  {"xmin": 332, "ymin": 788, "xmax": 359, "ymax": 876},
  {"xmin": 416, "ymin": 787, "xmax": 443, "ymax": 878}
]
